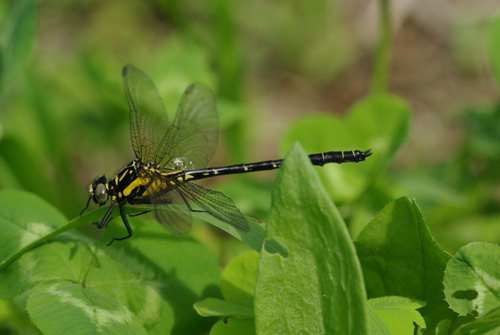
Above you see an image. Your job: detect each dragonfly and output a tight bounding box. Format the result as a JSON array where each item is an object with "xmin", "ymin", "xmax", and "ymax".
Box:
[{"xmin": 81, "ymin": 65, "xmax": 372, "ymax": 244}]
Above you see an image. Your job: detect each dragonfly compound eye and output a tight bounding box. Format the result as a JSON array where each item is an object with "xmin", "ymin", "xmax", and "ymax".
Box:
[{"xmin": 95, "ymin": 183, "xmax": 108, "ymax": 204}]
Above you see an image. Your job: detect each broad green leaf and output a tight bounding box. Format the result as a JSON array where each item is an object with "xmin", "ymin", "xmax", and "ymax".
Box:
[
  {"xmin": 27, "ymin": 282, "xmax": 148, "ymax": 335},
  {"xmin": 194, "ymin": 298, "xmax": 254, "ymax": 318},
  {"xmin": 255, "ymin": 143, "xmax": 368, "ymax": 335},
  {"xmin": 210, "ymin": 318, "xmax": 255, "ymax": 335},
  {"xmin": 95, "ymin": 220, "xmax": 222, "ymax": 334},
  {"xmin": 0, "ymin": 189, "xmax": 147, "ymax": 271},
  {"xmin": 451, "ymin": 306, "xmax": 500, "ymax": 335},
  {"xmin": 444, "ymin": 242, "xmax": 500, "ymax": 317},
  {"xmin": 0, "ymin": 190, "xmax": 223, "ymax": 334},
  {"xmin": 0, "ymin": 189, "xmax": 66, "ymax": 267},
  {"xmin": 0, "ymin": 239, "xmax": 95, "ymax": 299},
  {"xmin": 281, "ymin": 93, "xmax": 410, "ymax": 202},
  {"xmin": 220, "ymin": 250, "xmax": 259, "ymax": 308},
  {"xmin": 369, "ymin": 296, "xmax": 426, "ymax": 334},
  {"xmin": 355, "ymin": 197, "xmax": 454, "ymax": 332},
  {"xmin": 0, "ymin": 0, "xmax": 36, "ymax": 85}
]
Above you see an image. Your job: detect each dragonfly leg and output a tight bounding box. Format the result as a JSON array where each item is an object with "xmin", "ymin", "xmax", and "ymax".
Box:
[
  {"xmin": 129, "ymin": 210, "xmax": 150, "ymax": 217},
  {"xmin": 127, "ymin": 197, "xmax": 152, "ymax": 216},
  {"xmin": 96, "ymin": 200, "xmax": 115, "ymax": 229},
  {"xmin": 107, "ymin": 203, "xmax": 133, "ymax": 246},
  {"xmin": 80, "ymin": 196, "xmax": 92, "ymax": 216}
]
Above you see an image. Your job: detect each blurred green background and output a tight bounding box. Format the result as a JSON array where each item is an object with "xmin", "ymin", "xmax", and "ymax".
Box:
[{"xmin": 0, "ymin": 0, "xmax": 499, "ymax": 256}]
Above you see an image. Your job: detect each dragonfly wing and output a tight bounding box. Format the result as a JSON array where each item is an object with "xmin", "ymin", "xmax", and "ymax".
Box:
[
  {"xmin": 137, "ymin": 169, "xmax": 192, "ymax": 235},
  {"xmin": 140, "ymin": 170, "xmax": 248, "ymax": 234},
  {"xmin": 150, "ymin": 187, "xmax": 193, "ymax": 236},
  {"xmin": 157, "ymin": 83, "xmax": 218, "ymax": 170},
  {"xmin": 177, "ymin": 182, "xmax": 249, "ymax": 232},
  {"xmin": 123, "ymin": 65, "xmax": 169, "ymax": 163}
]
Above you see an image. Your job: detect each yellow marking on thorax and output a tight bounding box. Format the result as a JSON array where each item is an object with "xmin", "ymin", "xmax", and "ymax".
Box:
[
  {"xmin": 184, "ymin": 174, "xmax": 194, "ymax": 180},
  {"xmin": 122, "ymin": 177, "xmax": 144, "ymax": 197},
  {"xmin": 118, "ymin": 171, "xmax": 128, "ymax": 183}
]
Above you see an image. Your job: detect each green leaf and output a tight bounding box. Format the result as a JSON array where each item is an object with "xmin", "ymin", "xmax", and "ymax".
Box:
[
  {"xmin": 451, "ymin": 306, "xmax": 500, "ymax": 335},
  {"xmin": 0, "ymin": 0, "xmax": 37, "ymax": 85},
  {"xmin": 367, "ymin": 303, "xmax": 394, "ymax": 335},
  {"xmin": 27, "ymin": 282, "xmax": 148, "ymax": 335},
  {"xmin": 193, "ymin": 211, "xmax": 286, "ymax": 256},
  {"xmin": 355, "ymin": 197, "xmax": 454, "ymax": 332},
  {"xmin": 0, "ymin": 190, "xmax": 147, "ymax": 271},
  {"xmin": 0, "ymin": 189, "xmax": 66, "ymax": 269},
  {"xmin": 210, "ymin": 318, "xmax": 255, "ymax": 335},
  {"xmin": 194, "ymin": 298, "xmax": 254, "ymax": 318},
  {"xmin": 369, "ymin": 296, "xmax": 426, "ymax": 335},
  {"xmin": 255, "ymin": 143, "xmax": 368, "ymax": 335},
  {"xmin": 444, "ymin": 242, "xmax": 500, "ymax": 317},
  {"xmin": 220, "ymin": 250, "xmax": 259, "ymax": 308},
  {"xmin": 0, "ymin": 191, "xmax": 223, "ymax": 334},
  {"xmin": 96, "ymin": 221, "xmax": 223, "ymax": 334},
  {"xmin": 281, "ymin": 93, "xmax": 410, "ymax": 202}
]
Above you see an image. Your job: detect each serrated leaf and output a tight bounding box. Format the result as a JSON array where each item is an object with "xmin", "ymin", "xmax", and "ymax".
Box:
[
  {"xmin": 281, "ymin": 93, "xmax": 410, "ymax": 202},
  {"xmin": 355, "ymin": 197, "xmax": 454, "ymax": 332},
  {"xmin": 444, "ymin": 242, "xmax": 500, "ymax": 317},
  {"xmin": 369, "ymin": 296, "xmax": 426, "ymax": 334},
  {"xmin": 255, "ymin": 143, "xmax": 368, "ymax": 335}
]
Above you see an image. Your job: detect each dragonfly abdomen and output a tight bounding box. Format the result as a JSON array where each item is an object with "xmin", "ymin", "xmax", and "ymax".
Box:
[{"xmin": 183, "ymin": 149, "xmax": 372, "ymax": 181}]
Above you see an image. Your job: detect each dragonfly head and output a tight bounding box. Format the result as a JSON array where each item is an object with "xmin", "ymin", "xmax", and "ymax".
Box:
[{"xmin": 89, "ymin": 175, "xmax": 109, "ymax": 205}]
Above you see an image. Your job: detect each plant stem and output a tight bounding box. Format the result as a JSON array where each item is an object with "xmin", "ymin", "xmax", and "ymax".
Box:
[{"xmin": 370, "ymin": 0, "xmax": 392, "ymax": 93}]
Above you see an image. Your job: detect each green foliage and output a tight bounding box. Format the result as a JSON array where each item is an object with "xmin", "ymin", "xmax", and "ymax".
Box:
[
  {"xmin": 282, "ymin": 93, "xmax": 410, "ymax": 203},
  {"xmin": 255, "ymin": 144, "xmax": 368, "ymax": 335},
  {"xmin": 0, "ymin": 0, "xmax": 36, "ymax": 87},
  {"xmin": 0, "ymin": 1, "xmax": 499, "ymax": 334},
  {"xmin": 0, "ymin": 190, "xmax": 222, "ymax": 334},
  {"xmin": 368, "ymin": 296, "xmax": 426, "ymax": 334}
]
